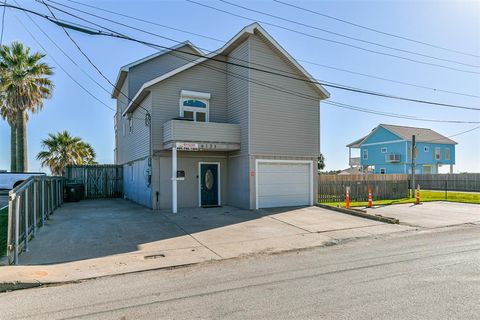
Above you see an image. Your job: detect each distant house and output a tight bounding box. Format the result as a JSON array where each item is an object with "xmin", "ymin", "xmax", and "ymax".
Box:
[
  {"xmin": 113, "ymin": 23, "xmax": 329, "ymax": 211},
  {"xmin": 347, "ymin": 124, "xmax": 456, "ymax": 174}
]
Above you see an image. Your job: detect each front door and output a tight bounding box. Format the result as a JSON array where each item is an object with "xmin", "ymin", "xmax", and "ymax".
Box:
[{"xmin": 200, "ymin": 163, "xmax": 219, "ymax": 207}]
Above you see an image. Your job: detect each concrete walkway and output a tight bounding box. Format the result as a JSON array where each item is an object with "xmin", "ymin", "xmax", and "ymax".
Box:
[
  {"xmin": 0, "ymin": 199, "xmax": 412, "ymax": 284},
  {"xmin": 366, "ymin": 202, "xmax": 480, "ymax": 228}
]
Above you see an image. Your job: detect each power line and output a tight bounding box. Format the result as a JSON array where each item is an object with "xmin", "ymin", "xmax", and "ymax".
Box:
[
  {"xmin": 324, "ymin": 101, "xmax": 480, "ymax": 124},
  {"xmin": 10, "ymin": 4, "xmax": 479, "ymax": 127},
  {"xmin": 11, "ymin": 1, "xmax": 147, "ymax": 122},
  {"xmin": 38, "ymin": 0, "xmax": 151, "ymax": 118},
  {"xmin": 0, "ymin": 0, "xmax": 6, "ymax": 45},
  {"xmin": 11, "ymin": 10, "xmax": 114, "ymax": 112},
  {"xmin": 423, "ymin": 125, "xmax": 480, "ymax": 143},
  {"xmin": 64, "ymin": 0, "xmax": 224, "ymax": 43},
  {"xmin": 186, "ymin": 0, "xmax": 480, "ymax": 75},
  {"xmin": 44, "ymin": 0, "xmax": 480, "ymax": 100},
  {"xmin": 17, "ymin": 1, "xmax": 480, "ymax": 112},
  {"xmin": 274, "ymin": 0, "xmax": 480, "ymax": 59},
  {"xmin": 220, "ymin": 0, "xmax": 480, "ymax": 69}
]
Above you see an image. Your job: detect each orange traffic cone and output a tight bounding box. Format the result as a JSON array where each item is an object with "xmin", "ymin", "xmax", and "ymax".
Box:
[
  {"xmin": 368, "ymin": 186, "xmax": 373, "ymax": 208},
  {"xmin": 346, "ymin": 188, "xmax": 350, "ymax": 209},
  {"xmin": 415, "ymin": 185, "xmax": 421, "ymax": 205}
]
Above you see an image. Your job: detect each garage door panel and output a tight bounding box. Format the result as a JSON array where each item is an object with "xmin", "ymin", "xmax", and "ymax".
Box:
[{"xmin": 257, "ymin": 161, "xmax": 311, "ymax": 209}]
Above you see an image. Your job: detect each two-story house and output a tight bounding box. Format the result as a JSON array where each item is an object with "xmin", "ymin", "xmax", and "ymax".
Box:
[
  {"xmin": 347, "ymin": 124, "xmax": 456, "ymax": 174},
  {"xmin": 113, "ymin": 23, "xmax": 329, "ymax": 211}
]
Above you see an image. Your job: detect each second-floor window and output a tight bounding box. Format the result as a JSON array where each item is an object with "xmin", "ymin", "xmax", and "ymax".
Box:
[
  {"xmin": 380, "ymin": 147, "xmax": 387, "ymax": 153},
  {"xmin": 435, "ymin": 147, "xmax": 441, "ymax": 160},
  {"xmin": 362, "ymin": 149, "xmax": 368, "ymax": 160},
  {"xmin": 180, "ymin": 90, "xmax": 210, "ymax": 122},
  {"xmin": 445, "ymin": 148, "xmax": 450, "ymax": 160}
]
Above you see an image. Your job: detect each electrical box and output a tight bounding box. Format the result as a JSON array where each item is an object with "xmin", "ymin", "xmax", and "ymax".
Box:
[{"xmin": 176, "ymin": 170, "xmax": 185, "ymax": 181}]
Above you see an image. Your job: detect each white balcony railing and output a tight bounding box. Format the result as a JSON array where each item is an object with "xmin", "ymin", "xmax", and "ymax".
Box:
[
  {"xmin": 163, "ymin": 119, "xmax": 241, "ymax": 151},
  {"xmin": 349, "ymin": 157, "xmax": 360, "ymax": 166}
]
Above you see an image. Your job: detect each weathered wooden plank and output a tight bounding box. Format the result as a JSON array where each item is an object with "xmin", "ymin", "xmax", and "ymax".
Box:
[{"xmin": 64, "ymin": 165, "xmax": 123, "ymax": 199}]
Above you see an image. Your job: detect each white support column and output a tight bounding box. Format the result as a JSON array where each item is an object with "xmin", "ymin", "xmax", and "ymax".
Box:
[
  {"xmin": 349, "ymin": 147, "xmax": 352, "ymax": 168},
  {"xmin": 172, "ymin": 145, "xmax": 178, "ymax": 214},
  {"xmin": 450, "ymin": 164, "xmax": 453, "ymax": 174}
]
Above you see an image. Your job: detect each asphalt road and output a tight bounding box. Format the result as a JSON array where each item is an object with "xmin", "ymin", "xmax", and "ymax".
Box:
[{"xmin": 1, "ymin": 225, "xmax": 480, "ymax": 319}]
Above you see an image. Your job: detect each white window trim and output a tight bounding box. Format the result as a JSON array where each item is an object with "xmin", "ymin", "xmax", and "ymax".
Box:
[
  {"xmin": 179, "ymin": 90, "xmax": 210, "ymax": 122},
  {"xmin": 362, "ymin": 149, "xmax": 368, "ymax": 160},
  {"xmin": 254, "ymin": 159, "xmax": 314, "ymax": 210},
  {"xmin": 424, "ymin": 146, "xmax": 429, "ymax": 152},
  {"xmin": 380, "ymin": 168, "xmax": 386, "ymax": 174},
  {"xmin": 198, "ymin": 162, "xmax": 221, "ymax": 207},
  {"xmin": 380, "ymin": 147, "xmax": 387, "ymax": 153},
  {"xmin": 435, "ymin": 147, "xmax": 441, "ymax": 160},
  {"xmin": 122, "ymin": 121, "xmax": 126, "ymax": 137}
]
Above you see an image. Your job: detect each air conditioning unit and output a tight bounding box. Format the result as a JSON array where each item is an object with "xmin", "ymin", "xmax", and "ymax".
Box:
[{"xmin": 386, "ymin": 154, "xmax": 400, "ymax": 163}]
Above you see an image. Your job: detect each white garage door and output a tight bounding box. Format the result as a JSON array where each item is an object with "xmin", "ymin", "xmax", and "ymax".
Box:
[{"xmin": 257, "ymin": 161, "xmax": 312, "ymax": 209}]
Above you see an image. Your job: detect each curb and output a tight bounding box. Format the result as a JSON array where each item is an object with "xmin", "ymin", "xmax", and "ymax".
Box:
[{"xmin": 316, "ymin": 204, "xmax": 399, "ymax": 224}]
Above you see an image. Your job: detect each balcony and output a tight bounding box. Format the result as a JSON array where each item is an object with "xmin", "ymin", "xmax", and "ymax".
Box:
[
  {"xmin": 163, "ymin": 119, "xmax": 241, "ymax": 151},
  {"xmin": 349, "ymin": 157, "xmax": 360, "ymax": 167}
]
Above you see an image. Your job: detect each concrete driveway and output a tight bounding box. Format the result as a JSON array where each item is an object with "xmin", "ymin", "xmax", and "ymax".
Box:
[
  {"xmin": 0, "ymin": 199, "xmax": 412, "ymax": 284},
  {"xmin": 366, "ymin": 201, "xmax": 480, "ymax": 228}
]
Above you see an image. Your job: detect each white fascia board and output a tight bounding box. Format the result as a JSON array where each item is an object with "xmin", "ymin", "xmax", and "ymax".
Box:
[
  {"xmin": 124, "ymin": 22, "xmax": 330, "ymax": 114},
  {"xmin": 181, "ymin": 90, "xmax": 211, "ymax": 99}
]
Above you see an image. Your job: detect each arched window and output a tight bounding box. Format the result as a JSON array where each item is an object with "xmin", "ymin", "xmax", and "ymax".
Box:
[{"xmin": 179, "ymin": 90, "xmax": 210, "ymax": 122}]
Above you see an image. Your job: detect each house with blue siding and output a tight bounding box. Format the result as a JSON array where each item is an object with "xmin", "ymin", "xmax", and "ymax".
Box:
[{"xmin": 347, "ymin": 124, "xmax": 456, "ymax": 174}]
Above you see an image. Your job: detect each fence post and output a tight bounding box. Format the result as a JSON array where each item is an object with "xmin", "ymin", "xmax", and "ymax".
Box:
[
  {"xmin": 24, "ymin": 188, "xmax": 29, "ymax": 252},
  {"xmin": 41, "ymin": 179, "xmax": 46, "ymax": 224},
  {"xmin": 33, "ymin": 181, "xmax": 37, "ymax": 237},
  {"xmin": 14, "ymin": 195, "xmax": 20, "ymax": 265},
  {"xmin": 445, "ymin": 179, "xmax": 448, "ymax": 200}
]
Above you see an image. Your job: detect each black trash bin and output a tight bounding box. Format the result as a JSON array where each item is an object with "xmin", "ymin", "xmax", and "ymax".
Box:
[{"xmin": 64, "ymin": 183, "xmax": 85, "ymax": 202}]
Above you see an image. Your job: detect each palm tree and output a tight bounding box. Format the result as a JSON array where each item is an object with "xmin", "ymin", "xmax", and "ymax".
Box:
[
  {"xmin": 37, "ymin": 131, "xmax": 97, "ymax": 176},
  {"xmin": 0, "ymin": 92, "xmax": 17, "ymax": 172},
  {"xmin": 0, "ymin": 42, "xmax": 54, "ymax": 172}
]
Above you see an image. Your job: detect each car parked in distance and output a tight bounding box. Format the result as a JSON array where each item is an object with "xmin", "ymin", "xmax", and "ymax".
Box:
[{"xmin": 0, "ymin": 172, "xmax": 46, "ymax": 190}]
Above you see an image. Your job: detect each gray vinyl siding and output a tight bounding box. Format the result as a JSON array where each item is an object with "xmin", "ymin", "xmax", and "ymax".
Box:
[
  {"xmin": 248, "ymin": 33, "xmax": 321, "ymax": 157},
  {"xmin": 128, "ymin": 45, "xmax": 199, "ymax": 99},
  {"xmin": 226, "ymin": 39, "xmax": 250, "ymax": 155},
  {"xmin": 227, "ymin": 154, "xmax": 250, "ymax": 209},
  {"xmin": 149, "ymin": 58, "xmax": 228, "ymax": 151},
  {"xmin": 156, "ymin": 152, "xmax": 228, "ymax": 209},
  {"xmin": 115, "ymin": 79, "xmax": 129, "ymax": 164},
  {"xmin": 119, "ymin": 93, "xmax": 152, "ymax": 164},
  {"xmin": 123, "ymin": 159, "xmax": 152, "ymax": 208}
]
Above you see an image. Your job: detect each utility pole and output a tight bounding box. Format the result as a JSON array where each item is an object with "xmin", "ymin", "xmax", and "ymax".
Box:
[{"xmin": 411, "ymin": 135, "xmax": 416, "ymax": 198}]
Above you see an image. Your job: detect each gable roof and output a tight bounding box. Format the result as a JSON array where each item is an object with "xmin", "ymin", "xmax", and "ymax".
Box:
[
  {"xmin": 347, "ymin": 124, "xmax": 457, "ymax": 147},
  {"xmin": 121, "ymin": 23, "xmax": 330, "ymax": 115},
  {"xmin": 111, "ymin": 41, "xmax": 204, "ymax": 98}
]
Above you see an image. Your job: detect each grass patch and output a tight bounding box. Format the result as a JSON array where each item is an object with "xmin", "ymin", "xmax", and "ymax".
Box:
[
  {"xmin": 323, "ymin": 190, "xmax": 480, "ymax": 208},
  {"xmin": 0, "ymin": 207, "xmax": 7, "ymax": 257}
]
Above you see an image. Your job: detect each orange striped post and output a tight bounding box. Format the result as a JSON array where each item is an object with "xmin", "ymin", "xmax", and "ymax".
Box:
[
  {"xmin": 367, "ymin": 186, "xmax": 373, "ymax": 208},
  {"xmin": 345, "ymin": 187, "xmax": 350, "ymax": 209},
  {"xmin": 415, "ymin": 184, "xmax": 421, "ymax": 205}
]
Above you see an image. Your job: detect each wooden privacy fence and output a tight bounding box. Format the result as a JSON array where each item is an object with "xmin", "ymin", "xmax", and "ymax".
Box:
[
  {"xmin": 413, "ymin": 173, "xmax": 480, "ymax": 192},
  {"xmin": 64, "ymin": 165, "xmax": 123, "ymax": 199},
  {"xmin": 7, "ymin": 176, "xmax": 65, "ymax": 265},
  {"xmin": 318, "ymin": 174, "xmax": 409, "ymax": 203}
]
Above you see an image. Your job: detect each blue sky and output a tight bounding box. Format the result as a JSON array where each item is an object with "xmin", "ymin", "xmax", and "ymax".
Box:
[{"xmin": 1, "ymin": 0, "xmax": 479, "ymax": 173}]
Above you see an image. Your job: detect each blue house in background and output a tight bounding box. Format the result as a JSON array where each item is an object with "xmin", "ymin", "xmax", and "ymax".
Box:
[{"xmin": 347, "ymin": 124, "xmax": 457, "ymax": 174}]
